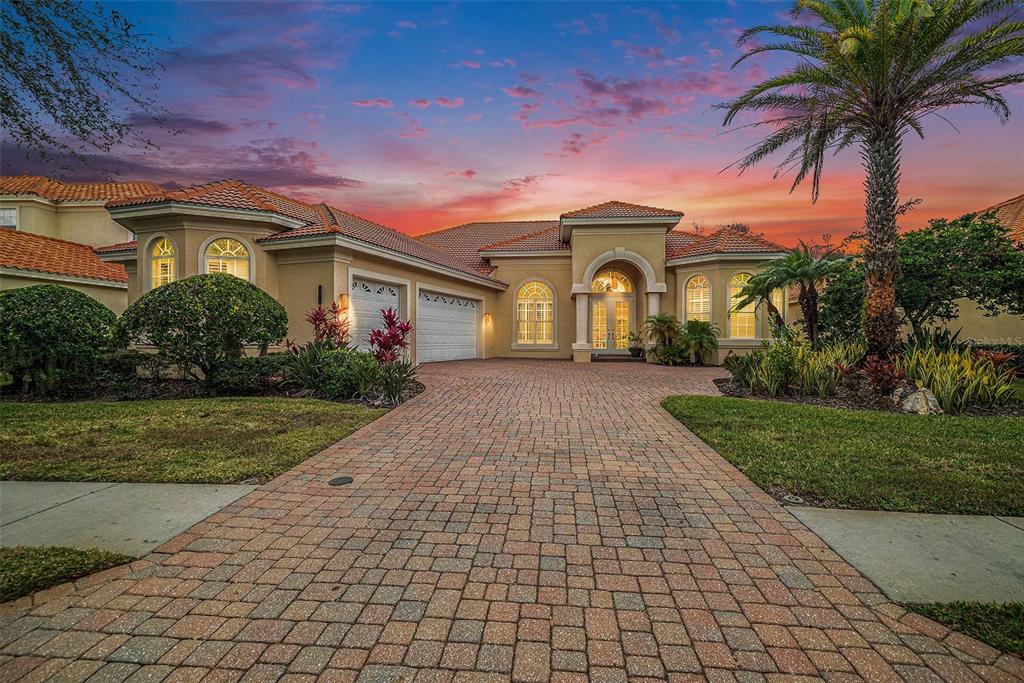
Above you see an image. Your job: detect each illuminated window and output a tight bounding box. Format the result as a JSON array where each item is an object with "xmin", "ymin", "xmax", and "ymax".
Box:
[
  {"xmin": 771, "ymin": 288, "xmax": 786, "ymax": 322},
  {"xmin": 729, "ymin": 273, "xmax": 756, "ymax": 338},
  {"xmin": 516, "ymin": 281, "xmax": 554, "ymax": 344},
  {"xmin": 205, "ymin": 238, "xmax": 250, "ymax": 280},
  {"xmin": 150, "ymin": 238, "xmax": 175, "ymax": 289},
  {"xmin": 591, "ymin": 269, "xmax": 633, "ymax": 293},
  {"xmin": 685, "ymin": 275, "xmax": 711, "ymax": 322}
]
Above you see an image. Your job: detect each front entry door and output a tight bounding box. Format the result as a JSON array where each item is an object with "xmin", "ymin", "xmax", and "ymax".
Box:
[{"xmin": 591, "ymin": 295, "xmax": 632, "ymax": 352}]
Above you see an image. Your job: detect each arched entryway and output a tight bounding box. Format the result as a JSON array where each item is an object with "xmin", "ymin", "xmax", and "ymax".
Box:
[{"xmin": 590, "ymin": 267, "xmax": 635, "ymax": 352}]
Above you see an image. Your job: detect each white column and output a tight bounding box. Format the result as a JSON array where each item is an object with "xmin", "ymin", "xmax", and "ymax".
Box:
[
  {"xmin": 574, "ymin": 293, "xmax": 589, "ymax": 348},
  {"xmin": 647, "ymin": 291, "xmax": 660, "ymax": 317}
]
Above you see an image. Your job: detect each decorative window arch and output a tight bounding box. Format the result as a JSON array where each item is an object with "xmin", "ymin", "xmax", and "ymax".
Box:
[
  {"xmin": 685, "ymin": 275, "xmax": 711, "ymax": 322},
  {"xmin": 516, "ymin": 280, "xmax": 554, "ymax": 345},
  {"xmin": 591, "ymin": 269, "xmax": 633, "ymax": 293},
  {"xmin": 150, "ymin": 237, "xmax": 176, "ymax": 289},
  {"xmin": 205, "ymin": 238, "xmax": 251, "ymax": 280},
  {"xmin": 729, "ymin": 273, "xmax": 756, "ymax": 338}
]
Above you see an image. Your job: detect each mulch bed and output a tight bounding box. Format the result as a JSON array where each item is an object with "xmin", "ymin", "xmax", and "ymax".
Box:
[{"xmin": 713, "ymin": 377, "xmax": 1024, "ymax": 417}]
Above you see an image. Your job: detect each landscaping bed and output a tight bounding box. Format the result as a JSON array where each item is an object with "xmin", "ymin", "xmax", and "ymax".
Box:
[
  {"xmin": 662, "ymin": 395, "xmax": 1023, "ymax": 515},
  {"xmin": 0, "ymin": 546, "xmax": 131, "ymax": 603},
  {"xmin": 0, "ymin": 398, "xmax": 385, "ymax": 484},
  {"xmin": 907, "ymin": 602, "xmax": 1024, "ymax": 656}
]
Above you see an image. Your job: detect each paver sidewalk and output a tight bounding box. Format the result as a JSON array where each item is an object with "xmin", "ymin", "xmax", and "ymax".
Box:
[{"xmin": 1, "ymin": 359, "xmax": 1021, "ymax": 682}]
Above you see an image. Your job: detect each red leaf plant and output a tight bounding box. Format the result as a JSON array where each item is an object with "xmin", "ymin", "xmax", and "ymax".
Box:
[
  {"xmin": 368, "ymin": 307, "xmax": 413, "ymax": 363},
  {"xmin": 308, "ymin": 303, "xmax": 350, "ymax": 347}
]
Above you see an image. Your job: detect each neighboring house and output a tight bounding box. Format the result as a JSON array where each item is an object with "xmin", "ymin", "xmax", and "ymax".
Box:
[
  {"xmin": 0, "ymin": 176, "xmax": 163, "ymax": 313},
  {"xmin": 91, "ymin": 179, "xmax": 788, "ymax": 363},
  {"xmin": 939, "ymin": 193, "xmax": 1024, "ymax": 344}
]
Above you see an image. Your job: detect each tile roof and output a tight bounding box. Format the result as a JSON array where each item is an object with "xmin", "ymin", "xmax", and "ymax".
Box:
[
  {"xmin": 479, "ymin": 225, "xmax": 569, "ymax": 254},
  {"xmin": 666, "ymin": 226, "xmax": 786, "ymax": 260},
  {"xmin": 417, "ymin": 220, "xmax": 559, "ymax": 271},
  {"xmin": 561, "ymin": 200, "xmax": 682, "ymax": 220},
  {"xmin": 982, "ymin": 193, "xmax": 1024, "ymax": 242},
  {"xmin": 0, "ymin": 175, "xmax": 163, "ymax": 202},
  {"xmin": 94, "ymin": 240, "xmax": 138, "ymax": 255},
  {"xmin": 0, "ymin": 228, "xmax": 127, "ymax": 283}
]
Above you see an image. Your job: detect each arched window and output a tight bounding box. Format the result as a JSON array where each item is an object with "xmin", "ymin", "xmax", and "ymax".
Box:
[
  {"xmin": 150, "ymin": 237, "xmax": 175, "ymax": 289},
  {"xmin": 771, "ymin": 288, "xmax": 786, "ymax": 323},
  {"xmin": 729, "ymin": 273, "xmax": 756, "ymax": 338},
  {"xmin": 685, "ymin": 275, "xmax": 711, "ymax": 322},
  {"xmin": 205, "ymin": 238, "xmax": 250, "ymax": 280},
  {"xmin": 591, "ymin": 269, "xmax": 633, "ymax": 293},
  {"xmin": 516, "ymin": 281, "xmax": 554, "ymax": 344}
]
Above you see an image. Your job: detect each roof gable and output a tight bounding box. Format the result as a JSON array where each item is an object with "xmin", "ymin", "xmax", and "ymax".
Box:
[
  {"xmin": 667, "ymin": 227, "xmax": 786, "ymax": 260},
  {"xmin": 561, "ymin": 200, "xmax": 682, "ymax": 220}
]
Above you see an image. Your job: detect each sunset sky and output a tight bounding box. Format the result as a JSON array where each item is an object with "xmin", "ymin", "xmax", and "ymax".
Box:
[{"xmin": 5, "ymin": 1, "xmax": 1023, "ymax": 244}]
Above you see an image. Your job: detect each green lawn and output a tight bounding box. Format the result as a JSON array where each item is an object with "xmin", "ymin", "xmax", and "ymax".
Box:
[
  {"xmin": 0, "ymin": 546, "xmax": 131, "ymax": 602},
  {"xmin": 0, "ymin": 398, "xmax": 385, "ymax": 484},
  {"xmin": 662, "ymin": 396, "xmax": 1023, "ymax": 515},
  {"xmin": 908, "ymin": 602, "xmax": 1023, "ymax": 656}
]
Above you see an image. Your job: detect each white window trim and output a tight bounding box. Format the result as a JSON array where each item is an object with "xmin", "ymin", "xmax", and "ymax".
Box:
[
  {"xmin": 683, "ymin": 274, "xmax": 712, "ymax": 324},
  {"xmin": 0, "ymin": 206, "xmax": 18, "ymax": 229},
  {"xmin": 198, "ymin": 234, "xmax": 255, "ymax": 282},
  {"xmin": 727, "ymin": 271, "xmax": 760, "ymax": 339},
  {"xmin": 144, "ymin": 233, "xmax": 179, "ymax": 293},
  {"xmin": 511, "ymin": 277, "xmax": 559, "ymax": 350}
]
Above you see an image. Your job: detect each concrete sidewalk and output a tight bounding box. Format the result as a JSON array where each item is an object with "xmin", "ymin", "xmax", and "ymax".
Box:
[
  {"xmin": 790, "ymin": 506, "xmax": 1024, "ymax": 603},
  {"xmin": 0, "ymin": 481, "xmax": 255, "ymax": 556}
]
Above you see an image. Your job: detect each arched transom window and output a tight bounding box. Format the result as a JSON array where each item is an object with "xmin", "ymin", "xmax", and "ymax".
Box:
[
  {"xmin": 205, "ymin": 238, "xmax": 250, "ymax": 280},
  {"xmin": 591, "ymin": 269, "xmax": 633, "ymax": 293},
  {"xmin": 516, "ymin": 281, "xmax": 554, "ymax": 344},
  {"xmin": 729, "ymin": 273, "xmax": 756, "ymax": 338},
  {"xmin": 150, "ymin": 237, "xmax": 175, "ymax": 289},
  {"xmin": 685, "ymin": 275, "xmax": 711, "ymax": 322}
]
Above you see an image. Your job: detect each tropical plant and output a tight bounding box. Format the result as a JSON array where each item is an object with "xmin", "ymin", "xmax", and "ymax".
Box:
[
  {"xmin": 627, "ymin": 331, "xmax": 645, "ymax": 350},
  {"xmin": 723, "ymin": 351, "xmax": 762, "ymax": 388},
  {"xmin": 118, "ymin": 274, "xmax": 288, "ymax": 382},
  {"xmin": 0, "ymin": 285, "xmax": 116, "ymax": 395},
  {"xmin": 282, "ymin": 304, "xmax": 351, "ymax": 393},
  {"xmin": 732, "ymin": 272, "xmax": 786, "ymax": 330},
  {"xmin": 793, "ymin": 341, "xmax": 866, "ymax": 397},
  {"xmin": 368, "ymin": 307, "xmax": 413, "ymax": 363},
  {"xmin": 656, "ymin": 341, "xmax": 691, "ymax": 366},
  {"xmin": 818, "ymin": 258, "xmax": 866, "ymax": 344},
  {"xmin": 684, "ymin": 320, "xmax": 720, "ymax": 365},
  {"xmin": 720, "ymin": 0, "xmax": 1024, "ymax": 359},
  {"xmin": 896, "ymin": 346, "xmax": 1015, "ymax": 412},
  {"xmin": 904, "ymin": 327, "xmax": 967, "ymax": 353},
  {"xmin": 734, "ymin": 243, "xmax": 846, "ymax": 346},
  {"xmin": 751, "ymin": 341, "xmax": 799, "ymax": 397},
  {"xmin": 644, "ymin": 313, "xmax": 683, "ymax": 348}
]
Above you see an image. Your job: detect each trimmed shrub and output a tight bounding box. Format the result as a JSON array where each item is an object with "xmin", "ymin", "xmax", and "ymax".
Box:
[
  {"xmin": 0, "ymin": 285, "xmax": 116, "ymax": 395},
  {"xmin": 118, "ymin": 274, "xmax": 287, "ymax": 381},
  {"xmin": 207, "ymin": 354, "xmax": 288, "ymax": 396}
]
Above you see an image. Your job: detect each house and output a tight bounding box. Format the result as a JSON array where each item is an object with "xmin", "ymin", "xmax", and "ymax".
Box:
[
  {"xmin": 0, "ymin": 176, "xmax": 163, "ymax": 313},
  {"xmin": 81, "ymin": 179, "xmax": 788, "ymax": 364}
]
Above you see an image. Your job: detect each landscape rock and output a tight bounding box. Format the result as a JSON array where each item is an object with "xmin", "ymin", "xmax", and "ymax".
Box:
[{"xmin": 893, "ymin": 386, "xmax": 943, "ymax": 415}]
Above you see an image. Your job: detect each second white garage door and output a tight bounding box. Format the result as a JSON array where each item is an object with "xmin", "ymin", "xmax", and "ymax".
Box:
[{"xmin": 417, "ymin": 290, "xmax": 479, "ymax": 363}]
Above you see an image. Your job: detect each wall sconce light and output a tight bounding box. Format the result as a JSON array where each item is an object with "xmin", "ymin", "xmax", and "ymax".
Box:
[
  {"xmin": 339, "ymin": 293, "xmax": 350, "ymax": 313},
  {"xmin": 483, "ymin": 312, "xmax": 492, "ymax": 324}
]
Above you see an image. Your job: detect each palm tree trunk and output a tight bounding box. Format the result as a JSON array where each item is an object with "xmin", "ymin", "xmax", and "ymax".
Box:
[
  {"xmin": 862, "ymin": 123, "xmax": 902, "ymax": 359},
  {"xmin": 799, "ymin": 283, "xmax": 818, "ymax": 346}
]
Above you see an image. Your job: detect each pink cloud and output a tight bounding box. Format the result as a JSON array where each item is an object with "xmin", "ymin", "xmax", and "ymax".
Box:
[
  {"xmin": 503, "ymin": 85, "xmax": 542, "ymax": 99},
  {"xmin": 559, "ymin": 132, "xmax": 610, "ymax": 156},
  {"xmin": 490, "ymin": 58, "xmax": 516, "ymax": 68},
  {"xmin": 463, "ymin": 113, "xmax": 483, "ymax": 122},
  {"xmin": 353, "ymin": 98, "xmax": 393, "ymax": 108},
  {"xmin": 435, "ymin": 97, "xmax": 464, "ymax": 108},
  {"xmin": 461, "ymin": 60, "xmax": 481, "ymax": 69},
  {"xmin": 409, "ymin": 98, "xmax": 431, "ymax": 109},
  {"xmin": 395, "ymin": 114, "xmax": 427, "ymax": 139},
  {"xmin": 448, "ymin": 169, "xmax": 477, "ymax": 179}
]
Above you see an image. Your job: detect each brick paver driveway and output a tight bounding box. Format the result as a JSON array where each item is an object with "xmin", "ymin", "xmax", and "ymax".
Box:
[{"xmin": 2, "ymin": 360, "xmax": 1021, "ymax": 682}]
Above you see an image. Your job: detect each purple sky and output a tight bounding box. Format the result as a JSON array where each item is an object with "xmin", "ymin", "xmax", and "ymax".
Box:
[{"xmin": 5, "ymin": 1, "xmax": 1023, "ymax": 244}]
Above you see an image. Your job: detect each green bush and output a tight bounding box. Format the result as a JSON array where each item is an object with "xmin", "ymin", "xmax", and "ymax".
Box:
[
  {"xmin": 0, "ymin": 285, "xmax": 116, "ymax": 396},
  {"xmin": 118, "ymin": 274, "xmax": 287, "ymax": 381},
  {"xmin": 656, "ymin": 341, "xmax": 690, "ymax": 366},
  {"xmin": 321, "ymin": 348, "xmax": 378, "ymax": 400},
  {"xmin": 207, "ymin": 354, "xmax": 288, "ymax": 396},
  {"xmin": 723, "ymin": 351, "xmax": 761, "ymax": 387},
  {"xmin": 896, "ymin": 346, "xmax": 1015, "ymax": 412},
  {"xmin": 793, "ymin": 342, "xmax": 865, "ymax": 397},
  {"xmin": 685, "ymin": 320, "xmax": 719, "ymax": 365}
]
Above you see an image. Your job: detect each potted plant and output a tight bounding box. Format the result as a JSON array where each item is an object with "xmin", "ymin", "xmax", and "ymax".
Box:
[{"xmin": 627, "ymin": 331, "xmax": 645, "ymax": 358}]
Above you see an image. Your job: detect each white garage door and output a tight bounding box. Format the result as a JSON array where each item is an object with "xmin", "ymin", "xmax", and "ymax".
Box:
[
  {"xmin": 350, "ymin": 278, "xmax": 400, "ymax": 351},
  {"xmin": 417, "ymin": 290, "xmax": 479, "ymax": 363}
]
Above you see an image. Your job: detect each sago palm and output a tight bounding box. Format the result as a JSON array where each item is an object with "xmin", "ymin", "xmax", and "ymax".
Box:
[
  {"xmin": 720, "ymin": 0, "xmax": 1024, "ymax": 358},
  {"xmin": 643, "ymin": 313, "xmax": 682, "ymax": 347},
  {"xmin": 734, "ymin": 243, "xmax": 847, "ymax": 346}
]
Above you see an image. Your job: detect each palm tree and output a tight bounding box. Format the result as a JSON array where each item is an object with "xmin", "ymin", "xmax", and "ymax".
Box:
[
  {"xmin": 735, "ymin": 243, "xmax": 847, "ymax": 346},
  {"xmin": 643, "ymin": 313, "xmax": 682, "ymax": 348},
  {"xmin": 720, "ymin": 0, "xmax": 1024, "ymax": 358}
]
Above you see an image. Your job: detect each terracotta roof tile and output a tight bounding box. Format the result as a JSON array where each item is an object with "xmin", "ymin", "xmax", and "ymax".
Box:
[
  {"xmin": 418, "ymin": 220, "xmax": 558, "ymax": 270},
  {"xmin": 95, "ymin": 240, "xmax": 138, "ymax": 254},
  {"xmin": 666, "ymin": 227, "xmax": 786, "ymax": 260},
  {"xmin": 561, "ymin": 200, "xmax": 682, "ymax": 220},
  {"xmin": 982, "ymin": 193, "xmax": 1024, "ymax": 242},
  {"xmin": 0, "ymin": 175, "xmax": 163, "ymax": 202},
  {"xmin": 665, "ymin": 230, "xmax": 701, "ymax": 257},
  {"xmin": 0, "ymin": 228, "xmax": 127, "ymax": 283},
  {"xmin": 479, "ymin": 225, "xmax": 569, "ymax": 253}
]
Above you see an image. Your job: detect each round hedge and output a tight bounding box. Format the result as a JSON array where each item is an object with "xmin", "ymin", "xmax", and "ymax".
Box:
[
  {"xmin": 0, "ymin": 285, "xmax": 117, "ymax": 393},
  {"xmin": 118, "ymin": 273, "xmax": 288, "ymax": 379}
]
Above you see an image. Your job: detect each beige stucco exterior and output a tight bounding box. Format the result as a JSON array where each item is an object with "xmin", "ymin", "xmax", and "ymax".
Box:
[
  {"xmin": 0, "ymin": 197, "xmax": 134, "ymax": 247},
  {"xmin": 0, "ymin": 270, "xmax": 127, "ymax": 314}
]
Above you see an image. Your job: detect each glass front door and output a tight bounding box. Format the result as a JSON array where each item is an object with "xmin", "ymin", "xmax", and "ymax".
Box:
[{"xmin": 591, "ymin": 295, "xmax": 632, "ymax": 352}]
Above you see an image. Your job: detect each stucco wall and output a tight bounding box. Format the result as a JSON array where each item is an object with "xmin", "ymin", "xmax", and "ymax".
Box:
[
  {"xmin": 487, "ymin": 255, "xmax": 574, "ymax": 359},
  {"xmin": 939, "ymin": 300, "xmax": 1024, "ymax": 345},
  {"xmin": 0, "ymin": 199, "xmax": 133, "ymax": 247},
  {"xmin": 0, "ymin": 271, "xmax": 127, "ymax": 314}
]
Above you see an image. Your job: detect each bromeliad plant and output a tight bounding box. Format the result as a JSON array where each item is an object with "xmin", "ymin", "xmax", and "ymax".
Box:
[{"xmin": 896, "ymin": 346, "xmax": 1016, "ymax": 412}]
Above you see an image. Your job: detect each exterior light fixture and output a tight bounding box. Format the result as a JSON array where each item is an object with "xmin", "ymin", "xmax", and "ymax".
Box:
[
  {"xmin": 484, "ymin": 312, "xmax": 492, "ymax": 323},
  {"xmin": 339, "ymin": 293, "xmax": 350, "ymax": 313}
]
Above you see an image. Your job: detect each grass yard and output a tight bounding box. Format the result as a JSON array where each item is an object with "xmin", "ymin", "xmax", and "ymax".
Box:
[
  {"xmin": 907, "ymin": 602, "xmax": 1024, "ymax": 656},
  {"xmin": 662, "ymin": 396, "xmax": 1023, "ymax": 515},
  {"xmin": 0, "ymin": 398, "xmax": 385, "ymax": 484},
  {"xmin": 0, "ymin": 546, "xmax": 131, "ymax": 602}
]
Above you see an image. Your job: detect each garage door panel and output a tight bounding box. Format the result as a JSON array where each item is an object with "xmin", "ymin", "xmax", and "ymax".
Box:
[
  {"xmin": 417, "ymin": 291, "xmax": 479, "ymax": 363},
  {"xmin": 350, "ymin": 279, "xmax": 400, "ymax": 351}
]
